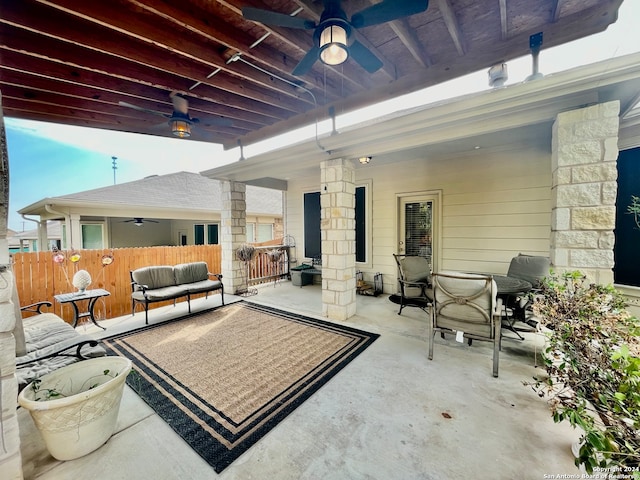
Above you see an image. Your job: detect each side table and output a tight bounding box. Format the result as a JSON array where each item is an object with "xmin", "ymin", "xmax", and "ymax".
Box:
[{"xmin": 54, "ymin": 288, "xmax": 110, "ymax": 330}]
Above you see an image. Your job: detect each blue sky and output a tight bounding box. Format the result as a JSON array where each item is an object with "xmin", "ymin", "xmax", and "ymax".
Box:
[{"xmin": 5, "ymin": 0, "xmax": 640, "ymax": 232}]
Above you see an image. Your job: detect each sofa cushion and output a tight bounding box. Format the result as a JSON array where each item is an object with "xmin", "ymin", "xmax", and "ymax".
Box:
[
  {"xmin": 186, "ymin": 279, "xmax": 223, "ymax": 295},
  {"xmin": 174, "ymin": 262, "xmax": 209, "ymax": 284},
  {"xmin": 131, "ymin": 285, "xmax": 187, "ymax": 302},
  {"xmin": 507, "ymin": 254, "xmax": 550, "ymax": 288},
  {"xmin": 132, "ymin": 266, "xmax": 176, "ymax": 290},
  {"xmin": 17, "ymin": 313, "xmax": 106, "ymax": 386}
]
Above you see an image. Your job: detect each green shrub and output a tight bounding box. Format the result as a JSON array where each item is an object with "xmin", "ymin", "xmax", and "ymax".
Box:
[{"xmin": 528, "ymin": 271, "xmax": 640, "ymax": 474}]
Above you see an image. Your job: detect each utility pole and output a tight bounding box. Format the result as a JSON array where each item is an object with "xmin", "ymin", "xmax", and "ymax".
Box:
[{"xmin": 112, "ymin": 156, "xmax": 117, "ymax": 185}]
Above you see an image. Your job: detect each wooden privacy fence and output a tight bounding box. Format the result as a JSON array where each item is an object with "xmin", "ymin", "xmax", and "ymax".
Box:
[
  {"xmin": 12, "ymin": 245, "xmax": 222, "ymax": 323},
  {"xmin": 12, "ymin": 242, "xmax": 292, "ymax": 324}
]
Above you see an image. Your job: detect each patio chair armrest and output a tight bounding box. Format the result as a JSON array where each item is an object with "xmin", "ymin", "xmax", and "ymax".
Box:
[
  {"xmin": 398, "ymin": 279, "xmax": 430, "ymax": 290},
  {"xmin": 20, "ymin": 301, "xmax": 53, "ymax": 314},
  {"xmin": 208, "ymin": 272, "xmax": 223, "ymax": 281},
  {"xmin": 16, "ymin": 337, "xmax": 103, "ymax": 367}
]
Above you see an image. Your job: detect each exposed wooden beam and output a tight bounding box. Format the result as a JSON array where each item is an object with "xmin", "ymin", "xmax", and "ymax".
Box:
[
  {"xmin": 389, "ymin": 18, "xmax": 432, "ymax": 68},
  {"xmin": 499, "ymin": 0, "xmax": 508, "ymax": 40},
  {"xmin": 551, "ymin": 0, "xmax": 565, "ymax": 23},
  {"xmin": 437, "ymin": 0, "xmax": 466, "ymax": 56}
]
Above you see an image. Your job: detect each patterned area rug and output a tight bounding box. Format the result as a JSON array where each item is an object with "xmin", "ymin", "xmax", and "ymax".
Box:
[{"xmin": 103, "ymin": 302, "xmax": 379, "ymax": 473}]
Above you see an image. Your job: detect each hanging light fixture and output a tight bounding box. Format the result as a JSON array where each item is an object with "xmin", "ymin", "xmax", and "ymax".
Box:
[
  {"xmin": 319, "ymin": 23, "xmax": 348, "ymax": 66},
  {"xmin": 170, "ymin": 114, "xmax": 192, "ymax": 138}
]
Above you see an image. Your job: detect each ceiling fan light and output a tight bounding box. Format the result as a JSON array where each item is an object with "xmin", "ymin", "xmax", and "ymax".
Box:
[
  {"xmin": 170, "ymin": 118, "xmax": 191, "ymax": 138},
  {"xmin": 134, "ymin": 220, "xmax": 144, "ymax": 227},
  {"xmin": 319, "ymin": 25, "xmax": 348, "ymax": 66}
]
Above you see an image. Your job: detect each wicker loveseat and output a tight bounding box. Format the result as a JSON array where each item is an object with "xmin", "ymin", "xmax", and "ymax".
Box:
[{"xmin": 130, "ymin": 261, "xmax": 224, "ymax": 324}]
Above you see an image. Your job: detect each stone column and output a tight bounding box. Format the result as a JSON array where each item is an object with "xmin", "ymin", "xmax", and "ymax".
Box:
[
  {"xmin": 221, "ymin": 181, "xmax": 247, "ymax": 294},
  {"xmin": 0, "ymin": 91, "xmax": 24, "ymax": 479},
  {"xmin": 320, "ymin": 158, "xmax": 357, "ymax": 320},
  {"xmin": 550, "ymin": 101, "xmax": 620, "ymax": 285}
]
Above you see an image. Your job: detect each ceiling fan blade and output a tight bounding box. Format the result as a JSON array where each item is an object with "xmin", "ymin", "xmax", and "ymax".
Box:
[
  {"xmin": 170, "ymin": 92, "xmax": 189, "ymax": 115},
  {"xmin": 349, "ymin": 40, "xmax": 383, "ymax": 73},
  {"xmin": 119, "ymin": 101, "xmax": 169, "ymax": 119},
  {"xmin": 292, "ymin": 46, "xmax": 320, "ymax": 76},
  {"xmin": 351, "ymin": 0, "xmax": 429, "ymax": 28},
  {"xmin": 242, "ymin": 7, "xmax": 315, "ymax": 29}
]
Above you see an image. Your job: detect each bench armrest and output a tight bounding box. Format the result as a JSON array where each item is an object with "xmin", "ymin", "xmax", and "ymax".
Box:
[
  {"xmin": 131, "ymin": 281, "xmax": 150, "ymax": 292},
  {"xmin": 208, "ymin": 272, "xmax": 223, "ymax": 281}
]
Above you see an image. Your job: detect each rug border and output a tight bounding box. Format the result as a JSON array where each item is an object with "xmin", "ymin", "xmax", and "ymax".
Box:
[{"xmin": 102, "ymin": 301, "xmax": 379, "ymax": 473}]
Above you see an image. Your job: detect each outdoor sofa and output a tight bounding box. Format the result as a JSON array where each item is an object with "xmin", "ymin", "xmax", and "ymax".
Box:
[{"xmin": 130, "ymin": 261, "xmax": 224, "ymax": 324}]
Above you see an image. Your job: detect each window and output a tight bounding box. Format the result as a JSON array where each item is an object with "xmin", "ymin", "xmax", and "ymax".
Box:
[
  {"xmin": 194, "ymin": 224, "xmax": 204, "ymax": 245},
  {"xmin": 246, "ymin": 223, "xmax": 255, "ymax": 243},
  {"xmin": 303, "ymin": 186, "xmax": 367, "ymax": 262},
  {"xmin": 82, "ymin": 224, "xmax": 104, "ymax": 249},
  {"xmin": 257, "ymin": 224, "xmax": 273, "ymax": 243},
  {"xmin": 614, "ymin": 146, "xmax": 640, "ymax": 287},
  {"xmin": 303, "ymin": 192, "xmax": 321, "ymax": 258},
  {"xmin": 207, "ymin": 224, "xmax": 219, "ymax": 244},
  {"xmin": 194, "ymin": 224, "xmax": 219, "ymax": 245}
]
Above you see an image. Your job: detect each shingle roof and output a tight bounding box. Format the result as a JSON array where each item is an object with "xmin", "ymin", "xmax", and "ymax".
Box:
[{"xmin": 50, "ymin": 171, "xmax": 282, "ymax": 216}]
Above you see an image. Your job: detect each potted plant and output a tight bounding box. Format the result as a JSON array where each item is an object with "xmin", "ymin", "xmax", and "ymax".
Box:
[
  {"xmin": 527, "ymin": 271, "xmax": 640, "ymax": 474},
  {"xmin": 18, "ymin": 356, "xmax": 132, "ymax": 460},
  {"xmin": 235, "ymin": 244, "xmax": 257, "ymax": 296}
]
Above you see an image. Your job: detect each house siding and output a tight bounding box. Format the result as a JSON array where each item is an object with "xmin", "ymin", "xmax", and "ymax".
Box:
[{"xmin": 286, "ymin": 145, "xmax": 551, "ymax": 294}]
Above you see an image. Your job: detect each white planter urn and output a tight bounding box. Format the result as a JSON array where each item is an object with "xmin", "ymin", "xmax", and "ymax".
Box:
[
  {"xmin": 72, "ymin": 269, "xmax": 92, "ymax": 293},
  {"xmin": 18, "ymin": 356, "xmax": 132, "ymax": 460}
]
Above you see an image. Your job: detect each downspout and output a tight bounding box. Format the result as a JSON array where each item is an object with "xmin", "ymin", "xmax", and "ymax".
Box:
[
  {"xmin": 44, "ymin": 204, "xmax": 71, "ymax": 249},
  {"xmin": 20, "ymin": 214, "xmax": 47, "ymax": 252}
]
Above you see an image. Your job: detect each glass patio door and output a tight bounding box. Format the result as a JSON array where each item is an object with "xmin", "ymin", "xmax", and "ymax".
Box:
[{"xmin": 398, "ymin": 193, "xmax": 439, "ymax": 272}]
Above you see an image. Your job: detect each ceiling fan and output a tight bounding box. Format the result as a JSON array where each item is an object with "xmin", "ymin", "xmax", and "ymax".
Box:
[
  {"xmin": 122, "ymin": 218, "xmax": 159, "ymax": 227},
  {"xmin": 243, "ymin": 0, "xmax": 429, "ymax": 76},
  {"xmin": 119, "ymin": 92, "xmax": 231, "ymax": 139}
]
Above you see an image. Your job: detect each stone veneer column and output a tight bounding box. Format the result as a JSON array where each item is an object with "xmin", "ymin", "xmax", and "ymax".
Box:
[
  {"xmin": 550, "ymin": 101, "xmax": 620, "ymax": 285},
  {"xmin": 0, "ymin": 90, "xmax": 23, "ymax": 479},
  {"xmin": 221, "ymin": 181, "xmax": 247, "ymax": 295},
  {"xmin": 320, "ymin": 158, "xmax": 357, "ymax": 320}
]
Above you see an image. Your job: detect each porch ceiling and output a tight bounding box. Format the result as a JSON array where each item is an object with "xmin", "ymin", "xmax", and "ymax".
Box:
[
  {"xmin": 0, "ymin": 0, "xmax": 625, "ymax": 150},
  {"xmin": 200, "ymin": 52, "xmax": 640, "ymax": 186}
]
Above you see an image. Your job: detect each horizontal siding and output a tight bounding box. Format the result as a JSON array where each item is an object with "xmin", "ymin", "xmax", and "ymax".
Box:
[{"xmin": 285, "ymin": 145, "xmax": 552, "ymax": 293}]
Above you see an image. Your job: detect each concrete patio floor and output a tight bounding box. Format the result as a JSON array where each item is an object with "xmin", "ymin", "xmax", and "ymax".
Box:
[{"xmin": 18, "ymin": 281, "xmax": 582, "ymax": 479}]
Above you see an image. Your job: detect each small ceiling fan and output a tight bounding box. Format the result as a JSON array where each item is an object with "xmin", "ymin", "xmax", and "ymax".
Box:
[
  {"xmin": 122, "ymin": 218, "xmax": 159, "ymax": 227},
  {"xmin": 243, "ymin": 0, "xmax": 429, "ymax": 76},
  {"xmin": 119, "ymin": 92, "xmax": 231, "ymax": 139}
]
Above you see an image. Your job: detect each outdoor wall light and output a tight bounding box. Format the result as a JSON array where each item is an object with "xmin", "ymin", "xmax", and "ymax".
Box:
[
  {"xmin": 170, "ymin": 117, "xmax": 192, "ymax": 138},
  {"xmin": 358, "ymin": 156, "xmax": 372, "ymax": 164},
  {"xmin": 319, "ymin": 24, "xmax": 348, "ymax": 66}
]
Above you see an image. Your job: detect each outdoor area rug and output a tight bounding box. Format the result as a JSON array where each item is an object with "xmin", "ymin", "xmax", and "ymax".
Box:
[{"xmin": 102, "ymin": 302, "xmax": 379, "ymax": 473}]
